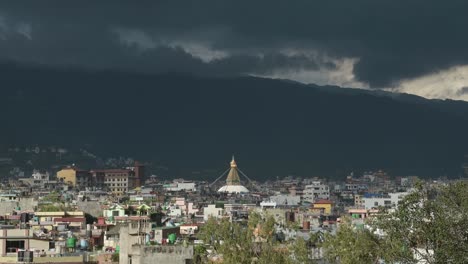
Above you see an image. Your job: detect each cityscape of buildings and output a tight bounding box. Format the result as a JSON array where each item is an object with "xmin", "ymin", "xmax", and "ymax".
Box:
[
  {"xmin": 3, "ymin": 1, "xmax": 468, "ymax": 263},
  {"xmin": 0, "ymin": 155, "xmax": 462, "ymax": 263}
]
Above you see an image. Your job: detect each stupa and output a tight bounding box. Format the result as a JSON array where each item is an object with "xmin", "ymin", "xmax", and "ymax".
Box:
[{"xmin": 217, "ymin": 156, "xmax": 250, "ymax": 194}]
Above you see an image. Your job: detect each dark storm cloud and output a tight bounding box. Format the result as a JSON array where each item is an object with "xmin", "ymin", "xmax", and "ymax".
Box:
[{"xmin": 0, "ymin": 1, "xmax": 468, "ymax": 87}]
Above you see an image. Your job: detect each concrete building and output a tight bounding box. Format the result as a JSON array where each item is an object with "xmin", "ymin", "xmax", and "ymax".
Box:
[
  {"xmin": 56, "ymin": 167, "xmax": 91, "ymax": 188},
  {"xmin": 354, "ymin": 194, "xmax": 365, "ymax": 208},
  {"xmin": 32, "ymin": 170, "xmax": 50, "ymax": 181},
  {"xmin": 126, "ymin": 161, "xmax": 145, "ymax": 188},
  {"xmin": 164, "ymin": 181, "xmax": 196, "ymax": 192},
  {"xmin": 102, "ymin": 169, "xmax": 135, "ymax": 196},
  {"xmin": 203, "ymin": 204, "xmax": 224, "ymax": 221},
  {"xmin": 347, "ymin": 208, "xmax": 379, "ymax": 220},
  {"xmin": 118, "ymin": 222, "xmax": 155, "ymax": 264},
  {"xmin": 167, "ymin": 206, "xmax": 183, "ymax": 218},
  {"xmin": 362, "ymin": 192, "xmax": 409, "ymax": 210},
  {"xmin": 260, "ymin": 201, "xmax": 277, "ymax": 209},
  {"xmin": 123, "ymin": 245, "xmax": 193, "ymax": 264},
  {"xmin": 312, "ymin": 200, "xmax": 333, "ymax": 215},
  {"xmin": 31, "ymin": 211, "xmax": 85, "ymax": 232},
  {"xmin": 269, "ymin": 194, "xmax": 301, "ymax": 206},
  {"xmin": 302, "ymin": 181, "xmax": 330, "ymax": 203},
  {"xmin": 19, "ymin": 170, "xmax": 56, "ymax": 190},
  {"xmin": 153, "ymin": 226, "xmax": 180, "ymax": 244},
  {"xmin": 224, "ymin": 203, "xmax": 255, "ymax": 220},
  {"xmin": 103, "ymin": 204, "xmax": 126, "ymax": 218},
  {"xmin": 288, "ymin": 186, "xmax": 303, "ymax": 197},
  {"xmin": 0, "ymin": 193, "xmax": 18, "ymax": 202},
  {"xmin": 179, "ymin": 224, "xmax": 198, "ymax": 235},
  {"xmin": 0, "ymin": 228, "xmax": 53, "ymax": 257},
  {"xmin": 89, "ymin": 170, "xmax": 106, "ymax": 190}
]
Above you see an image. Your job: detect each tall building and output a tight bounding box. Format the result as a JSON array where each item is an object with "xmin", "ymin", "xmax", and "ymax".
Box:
[
  {"xmin": 90, "ymin": 161, "xmax": 144, "ymax": 192},
  {"xmin": 56, "ymin": 166, "xmax": 91, "ymax": 189},
  {"xmin": 102, "ymin": 169, "xmax": 135, "ymax": 196},
  {"xmin": 126, "ymin": 161, "xmax": 145, "ymax": 188},
  {"xmin": 218, "ymin": 157, "xmax": 249, "ymax": 194}
]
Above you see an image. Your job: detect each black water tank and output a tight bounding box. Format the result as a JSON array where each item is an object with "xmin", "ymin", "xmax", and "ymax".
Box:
[{"xmin": 20, "ymin": 213, "xmax": 29, "ymax": 223}]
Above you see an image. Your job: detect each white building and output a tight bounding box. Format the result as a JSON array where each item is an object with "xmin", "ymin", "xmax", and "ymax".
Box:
[
  {"xmin": 167, "ymin": 206, "xmax": 183, "ymax": 217},
  {"xmin": 203, "ymin": 204, "xmax": 224, "ymax": 221},
  {"xmin": 32, "ymin": 170, "xmax": 50, "ymax": 181},
  {"xmin": 363, "ymin": 192, "xmax": 409, "ymax": 210},
  {"xmin": 260, "ymin": 201, "xmax": 277, "ymax": 209},
  {"xmin": 269, "ymin": 195, "xmax": 301, "ymax": 206},
  {"xmin": 302, "ymin": 181, "xmax": 330, "ymax": 203},
  {"xmin": 164, "ymin": 181, "xmax": 196, "ymax": 192}
]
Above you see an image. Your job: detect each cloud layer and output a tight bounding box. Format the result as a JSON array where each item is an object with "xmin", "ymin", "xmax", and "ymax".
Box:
[{"xmin": 1, "ymin": 1, "xmax": 468, "ymax": 100}]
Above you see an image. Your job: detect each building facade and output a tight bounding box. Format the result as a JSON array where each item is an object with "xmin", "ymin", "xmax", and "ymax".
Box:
[
  {"xmin": 56, "ymin": 167, "xmax": 91, "ymax": 189},
  {"xmin": 302, "ymin": 181, "xmax": 330, "ymax": 203}
]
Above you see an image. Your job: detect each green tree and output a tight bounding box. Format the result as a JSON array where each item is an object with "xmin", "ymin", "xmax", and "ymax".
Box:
[
  {"xmin": 375, "ymin": 181, "xmax": 468, "ymax": 264},
  {"xmin": 322, "ymin": 181, "xmax": 468, "ymax": 264},
  {"xmin": 289, "ymin": 237, "xmax": 310, "ymax": 264},
  {"xmin": 322, "ymin": 218, "xmax": 383, "ymax": 264},
  {"xmin": 111, "ymin": 253, "xmax": 119, "ymax": 262},
  {"xmin": 193, "ymin": 244, "xmax": 207, "ymax": 264},
  {"xmin": 197, "ymin": 213, "xmax": 308, "ymax": 264}
]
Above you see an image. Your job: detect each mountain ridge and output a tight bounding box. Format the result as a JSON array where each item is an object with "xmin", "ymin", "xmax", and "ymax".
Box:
[{"xmin": 1, "ymin": 62, "xmax": 467, "ymax": 180}]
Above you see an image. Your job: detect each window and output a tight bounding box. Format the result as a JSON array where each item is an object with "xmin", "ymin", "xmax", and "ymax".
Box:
[
  {"xmin": 6, "ymin": 240, "xmax": 25, "ymax": 252},
  {"xmin": 374, "ymin": 201, "xmax": 379, "ymax": 206}
]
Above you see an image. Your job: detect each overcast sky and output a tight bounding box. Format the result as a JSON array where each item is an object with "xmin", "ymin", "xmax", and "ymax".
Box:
[{"xmin": 1, "ymin": 1, "xmax": 468, "ymax": 100}]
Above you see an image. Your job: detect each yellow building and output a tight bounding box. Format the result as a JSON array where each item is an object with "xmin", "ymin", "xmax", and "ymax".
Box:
[
  {"xmin": 57, "ymin": 168, "xmax": 77, "ymax": 186},
  {"xmin": 312, "ymin": 200, "xmax": 333, "ymax": 215},
  {"xmin": 56, "ymin": 167, "xmax": 90, "ymax": 187}
]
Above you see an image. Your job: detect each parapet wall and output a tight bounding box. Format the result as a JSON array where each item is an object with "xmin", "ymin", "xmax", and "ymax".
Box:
[{"xmin": 131, "ymin": 245, "xmax": 193, "ymax": 264}]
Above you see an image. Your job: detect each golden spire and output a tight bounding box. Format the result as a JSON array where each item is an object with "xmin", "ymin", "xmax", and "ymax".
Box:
[
  {"xmin": 226, "ymin": 156, "xmax": 241, "ymax": 185},
  {"xmin": 230, "ymin": 155, "xmax": 237, "ymax": 168}
]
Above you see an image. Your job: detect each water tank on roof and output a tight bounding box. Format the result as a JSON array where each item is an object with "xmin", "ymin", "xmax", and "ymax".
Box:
[
  {"xmin": 20, "ymin": 213, "xmax": 29, "ymax": 223},
  {"xmin": 66, "ymin": 237, "xmax": 76, "ymax": 248},
  {"xmin": 168, "ymin": 233, "xmax": 176, "ymax": 244},
  {"xmin": 80, "ymin": 238, "xmax": 88, "ymax": 249}
]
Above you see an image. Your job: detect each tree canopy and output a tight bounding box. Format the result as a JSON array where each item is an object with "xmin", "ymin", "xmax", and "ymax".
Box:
[
  {"xmin": 197, "ymin": 212, "xmax": 312, "ymax": 264},
  {"xmin": 322, "ymin": 181, "xmax": 468, "ymax": 264}
]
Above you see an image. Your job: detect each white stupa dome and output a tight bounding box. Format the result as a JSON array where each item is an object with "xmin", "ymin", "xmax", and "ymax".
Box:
[{"xmin": 218, "ymin": 185, "xmax": 249, "ymax": 194}]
